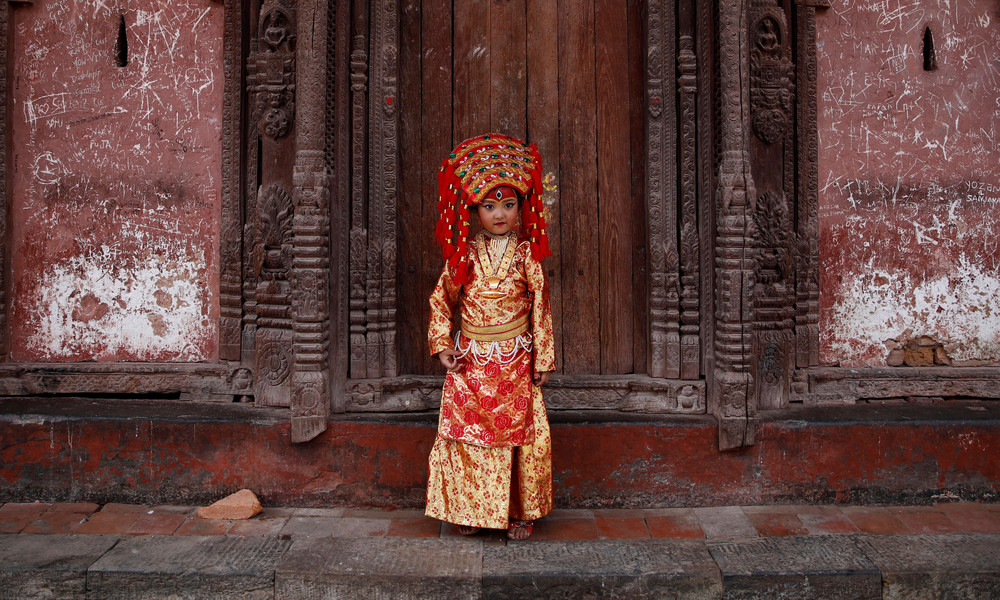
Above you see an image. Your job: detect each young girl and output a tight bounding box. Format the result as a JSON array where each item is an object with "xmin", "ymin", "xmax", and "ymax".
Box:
[{"xmin": 424, "ymin": 133, "xmax": 555, "ymax": 540}]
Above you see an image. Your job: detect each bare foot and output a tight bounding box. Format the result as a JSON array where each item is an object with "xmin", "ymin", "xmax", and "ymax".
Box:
[
  {"xmin": 457, "ymin": 524, "xmax": 481, "ymax": 536},
  {"xmin": 507, "ymin": 520, "xmax": 534, "ymax": 540}
]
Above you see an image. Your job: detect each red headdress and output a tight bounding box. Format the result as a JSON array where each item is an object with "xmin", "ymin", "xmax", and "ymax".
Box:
[{"xmin": 435, "ymin": 133, "xmax": 551, "ymax": 284}]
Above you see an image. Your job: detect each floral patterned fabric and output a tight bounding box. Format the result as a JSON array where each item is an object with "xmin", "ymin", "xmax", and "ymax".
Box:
[
  {"xmin": 425, "ymin": 230, "xmax": 555, "ymax": 527},
  {"xmin": 425, "ymin": 389, "xmax": 553, "ymax": 529}
]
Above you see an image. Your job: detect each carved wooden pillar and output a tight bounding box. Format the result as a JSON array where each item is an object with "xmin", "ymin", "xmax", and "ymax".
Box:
[
  {"xmin": 677, "ymin": 4, "xmax": 701, "ymax": 381},
  {"xmin": 219, "ymin": 0, "xmax": 244, "ymax": 361},
  {"xmin": 328, "ymin": 0, "xmax": 351, "ymax": 413},
  {"xmin": 247, "ymin": 0, "xmax": 297, "ymax": 407},
  {"xmin": 366, "ymin": 0, "xmax": 399, "ymax": 379},
  {"xmin": 794, "ymin": 0, "xmax": 824, "ymax": 374},
  {"xmin": 645, "ymin": 0, "xmax": 680, "ymax": 379},
  {"xmin": 748, "ymin": 0, "xmax": 795, "ymax": 410},
  {"xmin": 0, "ymin": 2, "xmax": 8, "ymax": 361},
  {"xmin": 289, "ymin": 0, "xmax": 331, "ymax": 443},
  {"xmin": 714, "ymin": 0, "xmax": 757, "ymax": 450},
  {"xmin": 349, "ymin": 0, "xmax": 368, "ymax": 379}
]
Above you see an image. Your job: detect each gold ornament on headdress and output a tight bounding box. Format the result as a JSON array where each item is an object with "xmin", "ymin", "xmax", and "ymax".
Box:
[{"xmin": 435, "ymin": 133, "xmax": 551, "ymax": 284}]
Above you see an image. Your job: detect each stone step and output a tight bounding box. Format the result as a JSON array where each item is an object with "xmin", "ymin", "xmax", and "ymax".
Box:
[{"xmin": 2, "ymin": 533, "xmax": 1000, "ymax": 599}]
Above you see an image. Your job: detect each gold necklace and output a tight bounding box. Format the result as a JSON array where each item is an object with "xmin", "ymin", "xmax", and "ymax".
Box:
[{"xmin": 476, "ymin": 232, "xmax": 516, "ymax": 299}]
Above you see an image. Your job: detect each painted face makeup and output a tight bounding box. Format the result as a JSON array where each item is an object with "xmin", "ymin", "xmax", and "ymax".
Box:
[{"xmin": 476, "ymin": 186, "xmax": 519, "ymax": 236}]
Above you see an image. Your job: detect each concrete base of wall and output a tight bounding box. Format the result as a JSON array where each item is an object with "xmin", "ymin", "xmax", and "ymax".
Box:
[{"xmin": 1, "ymin": 397, "xmax": 997, "ymax": 507}]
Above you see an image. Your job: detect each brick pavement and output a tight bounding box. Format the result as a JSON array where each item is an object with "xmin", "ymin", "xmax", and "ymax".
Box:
[{"xmin": 3, "ymin": 499, "xmax": 1000, "ymax": 540}]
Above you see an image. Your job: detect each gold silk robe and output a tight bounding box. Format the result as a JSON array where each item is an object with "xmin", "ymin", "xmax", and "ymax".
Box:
[{"xmin": 425, "ymin": 231, "xmax": 555, "ymax": 529}]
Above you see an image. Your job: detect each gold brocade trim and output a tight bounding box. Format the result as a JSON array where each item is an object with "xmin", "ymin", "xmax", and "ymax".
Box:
[
  {"xmin": 476, "ymin": 232, "xmax": 517, "ymax": 299},
  {"xmin": 461, "ymin": 313, "xmax": 530, "ymax": 341}
]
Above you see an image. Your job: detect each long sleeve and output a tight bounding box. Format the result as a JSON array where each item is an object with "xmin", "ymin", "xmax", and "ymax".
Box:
[
  {"xmin": 428, "ymin": 263, "xmax": 461, "ymax": 356},
  {"xmin": 524, "ymin": 250, "xmax": 555, "ymax": 372}
]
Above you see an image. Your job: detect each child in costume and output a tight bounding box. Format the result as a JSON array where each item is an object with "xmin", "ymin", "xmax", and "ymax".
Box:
[{"xmin": 425, "ymin": 133, "xmax": 555, "ymax": 540}]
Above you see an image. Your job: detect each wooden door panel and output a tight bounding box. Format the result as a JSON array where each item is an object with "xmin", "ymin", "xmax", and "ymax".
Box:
[{"xmin": 398, "ymin": 0, "xmax": 645, "ymax": 376}]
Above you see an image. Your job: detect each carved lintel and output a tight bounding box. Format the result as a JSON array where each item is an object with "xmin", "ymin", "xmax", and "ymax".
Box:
[{"xmin": 346, "ymin": 375, "xmax": 708, "ymax": 414}]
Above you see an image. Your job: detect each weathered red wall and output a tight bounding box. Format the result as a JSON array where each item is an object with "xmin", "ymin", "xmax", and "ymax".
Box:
[
  {"xmin": 817, "ymin": 2, "xmax": 1000, "ymax": 366},
  {"xmin": 9, "ymin": 1, "xmax": 224, "ymax": 361},
  {"xmin": 1, "ymin": 401, "xmax": 997, "ymax": 507}
]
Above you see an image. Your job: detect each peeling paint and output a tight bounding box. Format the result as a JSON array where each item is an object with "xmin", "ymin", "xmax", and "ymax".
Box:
[
  {"xmin": 817, "ymin": 0, "xmax": 1000, "ymax": 366},
  {"xmin": 826, "ymin": 253, "xmax": 1000, "ymax": 366},
  {"xmin": 9, "ymin": 0, "xmax": 223, "ymax": 362}
]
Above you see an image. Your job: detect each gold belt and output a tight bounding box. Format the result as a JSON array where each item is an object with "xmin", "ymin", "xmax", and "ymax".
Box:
[{"xmin": 461, "ymin": 313, "xmax": 530, "ymax": 342}]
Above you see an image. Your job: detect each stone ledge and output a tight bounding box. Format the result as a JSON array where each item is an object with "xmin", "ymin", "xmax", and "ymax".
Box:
[
  {"xmin": 87, "ymin": 535, "xmax": 293, "ymax": 600},
  {"xmin": 2, "ymin": 533, "xmax": 1000, "ymax": 599}
]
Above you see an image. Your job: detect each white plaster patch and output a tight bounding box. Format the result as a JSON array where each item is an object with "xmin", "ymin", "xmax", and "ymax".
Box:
[
  {"xmin": 826, "ymin": 254, "xmax": 1000, "ymax": 365},
  {"xmin": 24, "ymin": 242, "xmax": 213, "ymax": 361}
]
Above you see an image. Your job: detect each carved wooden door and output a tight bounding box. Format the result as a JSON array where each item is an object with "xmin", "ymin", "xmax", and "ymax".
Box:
[{"xmin": 396, "ymin": 0, "xmax": 649, "ymax": 378}]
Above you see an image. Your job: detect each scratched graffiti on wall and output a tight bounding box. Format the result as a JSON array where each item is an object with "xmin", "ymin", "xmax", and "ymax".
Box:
[
  {"xmin": 817, "ymin": 0, "xmax": 1000, "ymax": 366},
  {"xmin": 9, "ymin": 0, "xmax": 223, "ymax": 361}
]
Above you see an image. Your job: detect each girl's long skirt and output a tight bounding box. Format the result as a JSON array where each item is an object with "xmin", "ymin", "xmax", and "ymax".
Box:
[{"xmin": 425, "ymin": 388, "xmax": 553, "ymax": 529}]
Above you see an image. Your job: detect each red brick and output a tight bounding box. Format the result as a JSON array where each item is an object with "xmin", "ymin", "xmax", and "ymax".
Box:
[
  {"xmin": 595, "ymin": 517, "xmax": 650, "ymax": 540},
  {"xmin": 387, "ymin": 517, "xmax": 442, "ymax": 538},
  {"xmin": 99, "ymin": 503, "xmax": 151, "ymax": 514},
  {"xmin": 890, "ymin": 508, "xmax": 963, "ymax": 534},
  {"xmin": 935, "ymin": 508, "xmax": 1000, "ymax": 533},
  {"xmin": 0, "ymin": 503, "xmax": 51, "ymax": 534},
  {"xmin": 745, "ymin": 512, "xmax": 809, "ymax": 536},
  {"xmin": 644, "ymin": 509, "xmax": 704, "ymax": 539},
  {"xmin": 22, "ymin": 507, "xmax": 91, "ymax": 534},
  {"xmin": 528, "ymin": 517, "xmax": 599, "ymax": 541},
  {"xmin": 935, "ymin": 504, "xmax": 1000, "ymax": 533},
  {"xmin": 126, "ymin": 511, "xmax": 188, "ymax": 535},
  {"xmin": 798, "ymin": 513, "xmax": 860, "ymax": 535},
  {"xmin": 48, "ymin": 502, "xmax": 100, "ymax": 514},
  {"xmin": 76, "ymin": 510, "xmax": 142, "ymax": 535},
  {"xmin": 841, "ymin": 507, "xmax": 911, "ymax": 535},
  {"xmin": 175, "ymin": 517, "xmax": 232, "ymax": 536}
]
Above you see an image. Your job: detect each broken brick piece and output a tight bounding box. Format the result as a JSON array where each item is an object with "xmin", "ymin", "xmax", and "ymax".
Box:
[{"xmin": 197, "ymin": 489, "xmax": 263, "ymax": 520}]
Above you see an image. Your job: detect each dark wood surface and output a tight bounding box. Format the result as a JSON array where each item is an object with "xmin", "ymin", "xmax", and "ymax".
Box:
[{"xmin": 398, "ymin": 0, "xmax": 644, "ymax": 377}]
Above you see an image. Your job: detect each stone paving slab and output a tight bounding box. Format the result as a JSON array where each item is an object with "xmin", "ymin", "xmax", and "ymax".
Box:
[
  {"xmin": 708, "ymin": 535, "xmax": 880, "ymax": 599},
  {"xmin": 87, "ymin": 534, "xmax": 292, "ymax": 600},
  {"xmin": 852, "ymin": 533, "xmax": 1000, "ymax": 600},
  {"xmin": 0, "ymin": 533, "xmax": 118, "ymax": 600},
  {"xmin": 482, "ymin": 540, "xmax": 723, "ymax": 599},
  {"xmin": 275, "ymin": 537, "xmax": 483, "ymax": 599}
]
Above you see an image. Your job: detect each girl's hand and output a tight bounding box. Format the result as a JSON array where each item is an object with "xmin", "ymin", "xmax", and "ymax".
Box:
[
  {"xmin": 533, "ymin": 370, "xmax": 551, "ymax": 386},
  {"xmin": 438, "ymin": 349, "xmax": 462, "ymax": 372}
]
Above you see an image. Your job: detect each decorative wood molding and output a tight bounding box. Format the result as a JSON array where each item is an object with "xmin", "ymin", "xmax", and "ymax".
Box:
[
  {"xmin": 349, "ymin": 0, "xmax": 370, "ymax": 379},
  {"xmin": 328, "ymin": 0, "xmax": 351, "ymax": 412},
  {"xmin": 0, "ymin": 363, "xmax": 252, "ymax": 397},
  {"xmin": 645, "ymin": 0, "xmax": 680, "ymax": 379},
  {"xmin": 714, "ymin": 0, "xmax": 757, "ymax": 449},
  {"xmin": 219, "ymin": 0, "xmax": 244, "ymax": 361},
  {"xmin": 0, "ymin": 2, "xmax": 8, "ymax": 360},
  {"xmin": 677, "ymin": 23, "xmax": 700, "ymax": 381},
  {"xmin": 367, "ymin": 0, "xmax": 400, "ymax": 378},
  {"xmin": 247, "ymin": 2, "xmax": 297, "ymax": 407},
  {"xmin": 798, "ymin": 367, "xmax": 1000, "ymax": 404},
  {"xmin": 346, "ymin": 375, "xmax": 706, "ymax": 414},
  {"xmin": 795, "ymin": 2, "xmax": 821, "ymax": 373},
  {"xmin": 289, "ymin": 0, "xmax": 332, "ymax": 443}
]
